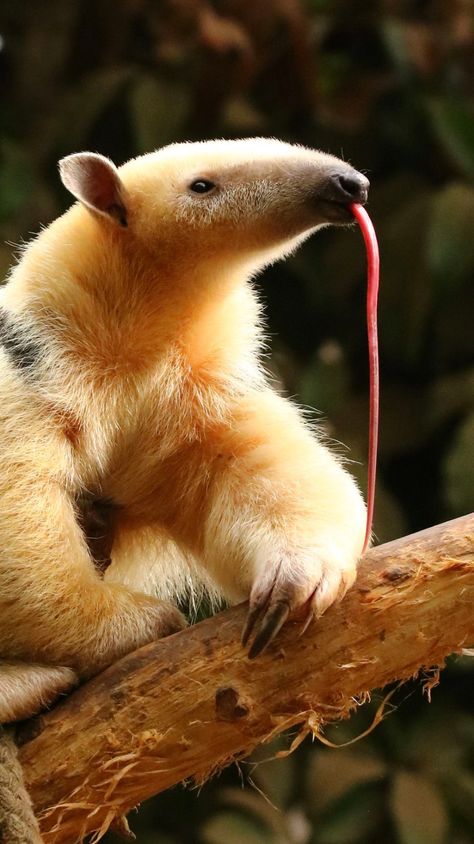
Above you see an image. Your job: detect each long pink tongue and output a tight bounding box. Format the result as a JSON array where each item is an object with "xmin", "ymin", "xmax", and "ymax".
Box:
[{"xmin": 348, "ymin": 202, "xmax": 380, "ymax": 555}]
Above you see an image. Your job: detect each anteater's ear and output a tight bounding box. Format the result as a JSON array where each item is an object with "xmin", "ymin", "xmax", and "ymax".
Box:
[{"xmin": 59, "ymin": 152, "xmax": 128, "ymax": 227}]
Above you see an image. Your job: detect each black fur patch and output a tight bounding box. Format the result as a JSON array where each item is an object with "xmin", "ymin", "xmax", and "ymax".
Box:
[
  {"xmin": 0, "ymin": 308, "xmax": 43, "ymax": 371},
  {"xmin": 76, "ymin": 494, "xmax": 120, "ymax": 575}
]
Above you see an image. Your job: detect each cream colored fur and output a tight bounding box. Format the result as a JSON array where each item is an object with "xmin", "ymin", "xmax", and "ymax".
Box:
[{"xmin": 0, "ymin": 138, "xmax": 367, "ymax": 720}]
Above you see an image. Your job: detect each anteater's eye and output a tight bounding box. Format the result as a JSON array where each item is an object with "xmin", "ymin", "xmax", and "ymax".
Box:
[{"xmin": 189, "ymin": 179, "xmax": 216, "ymax": 194}]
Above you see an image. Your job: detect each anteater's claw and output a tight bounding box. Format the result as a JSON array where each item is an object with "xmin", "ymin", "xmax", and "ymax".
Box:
[{"xmin": 247, "ymin": 599, "xmax": 290, "ymax": 659}]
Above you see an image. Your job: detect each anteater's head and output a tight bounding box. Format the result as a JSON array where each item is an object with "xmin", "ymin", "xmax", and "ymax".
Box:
[{"xmin": 60, "ymin": 138, "xmax": 369, "ymax": 275}]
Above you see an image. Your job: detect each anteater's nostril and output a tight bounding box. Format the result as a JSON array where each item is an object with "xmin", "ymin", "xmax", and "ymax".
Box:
[
  {"xmin": 332, "ymin": 171, "xmax": 370, "ymax": 202},
  {"xmin": 315, "ymin": 167, "xmax": 370, "ymax": 213}
]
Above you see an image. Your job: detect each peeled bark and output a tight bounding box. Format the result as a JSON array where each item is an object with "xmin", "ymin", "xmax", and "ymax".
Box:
[{"xmin": 15, "ymin": 513, "xmax": 474, "ymax": 843}]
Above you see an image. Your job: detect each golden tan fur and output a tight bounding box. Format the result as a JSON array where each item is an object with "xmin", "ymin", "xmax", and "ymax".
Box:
[{"xmin": 0, "ymin": 138, "xmax": 368, "ymax": 719}]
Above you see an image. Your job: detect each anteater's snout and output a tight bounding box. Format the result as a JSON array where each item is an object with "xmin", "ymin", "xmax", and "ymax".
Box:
[
  {"xmin": 324, "ymin": 169, "xmax": 370, "ymax": 205},
  {"xmin": 312, "ymin": 166, "xmax": 369, "ymax": 223},
  {"xmin": 334, "ymin": 170, "xmax": 369, "ymax": 203}
]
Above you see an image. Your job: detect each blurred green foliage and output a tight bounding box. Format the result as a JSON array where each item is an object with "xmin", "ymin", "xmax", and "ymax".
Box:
[{"xmin": 0, "ymin": 0, "xmax": 473, "ymax": 842}]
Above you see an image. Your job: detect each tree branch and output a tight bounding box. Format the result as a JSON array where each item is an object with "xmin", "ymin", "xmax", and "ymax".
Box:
[{"xmin": 16, "ymin": 513, "xmax": 474, "ymax": 843}]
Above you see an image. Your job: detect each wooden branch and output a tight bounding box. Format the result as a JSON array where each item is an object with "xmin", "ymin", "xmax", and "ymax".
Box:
[{"xmin": 16, "ymin": 514, "xmax": 474, "ymax": 844}]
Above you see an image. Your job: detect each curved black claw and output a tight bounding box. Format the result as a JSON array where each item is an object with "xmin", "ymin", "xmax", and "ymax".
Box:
[
  {"xmin": 247, "ymin": 600, "xmax": 290, "ymax": 659},
  {"xmin": 242, "ymin": 602, "xmax": 265, "ymax": 647},
  {"xmin": 242, "ymin": 578, "xmax": 277, "ymax": 648}
]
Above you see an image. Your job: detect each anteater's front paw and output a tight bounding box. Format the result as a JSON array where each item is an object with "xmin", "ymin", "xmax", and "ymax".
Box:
[
  {"xmin": 131, "ymin": 594, "xmax": 188, "ymax": 642},
  {"xmin": 242, "ymin": 546, "xmax": 357, "ymax": 658},
  {"xmin": 80, "ymin": 590, "xmax": 188, "ymax": 677}
]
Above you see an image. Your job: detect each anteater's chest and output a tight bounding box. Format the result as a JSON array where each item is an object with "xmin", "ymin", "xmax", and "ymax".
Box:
[
  {"xmin": 75, "ymin": 393, "xmax": 217, "ymax": 565},
  {"xmin": 75, "ymin": 367, "xmax": 228, "ymax": 510}
]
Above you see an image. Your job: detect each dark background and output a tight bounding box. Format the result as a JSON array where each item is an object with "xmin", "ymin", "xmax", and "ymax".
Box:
[{"xmin": 1, "ymin": 1, "xmax": 473, "ymax": 842}]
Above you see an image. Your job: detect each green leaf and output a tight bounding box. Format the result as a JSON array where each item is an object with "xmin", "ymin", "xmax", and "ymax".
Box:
[
  {"xmin": 427, "ymin": 183, "xmax": 474, "ymax": 293},
  {"xmin": 306, "ymin": 748, "xmax": 386, "ymax": 813},
  {"xmin": 428, "ymin": 99, "xmax": 474, "ymax": 181},
  {"xmin": 382, "ymin": 20, "xmax": 414, "ymax": 78},
  {"xmin": 58, "ymin": 68, "xmax": 132, "ymax": 150},
  {"xmin": 201, "ymin": 811, "xmax": 272, "ymax": 844},
  {"xmin": 390, "ymin": 771, "xmax": 448, "ymax": 844},
  {"xmin": 250, "ymin": 752, "xmax": 296, "ymax": 808},
  {"xmin": 0, "ymin": 142, "xmax": 35, "ymax": 221},
  {"xmin": 377, "ymin": 386, "xmax": 428, "ymax": 457},
  {"xmin": 217, "ymin": 786, "xmax": 288, "ymax": 838},
  {"xmin": 428, "ymin": 368, "xmax": 474, "ymax": 431},
  {"xmin": 441, "ymin": 770, "xmax": 474, "ymax": 827},
  {"xmin": 299, "ymin": 342, "xmax": 350, "ymax": 418},
  {"xmin": 443, "ymin": 412, "xmax": 474, "ymax": 515},
  {"xmin": 316, "ymin": 781, "xmax": 384, "ymax": 844},
  {"xmin": 222, "ymin": 97, "xmax": 267, "ymax": 133},
  {"xmin": 376, "ymin": 192, "xmax": 433, "ymax": 371},
  {"xmin": 390, "ymin": 706, "xmax": 469, "ymax": 775},
  {"xmin": 129, "ymin": 74, "xmax": 189, "ymax": 153}
]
